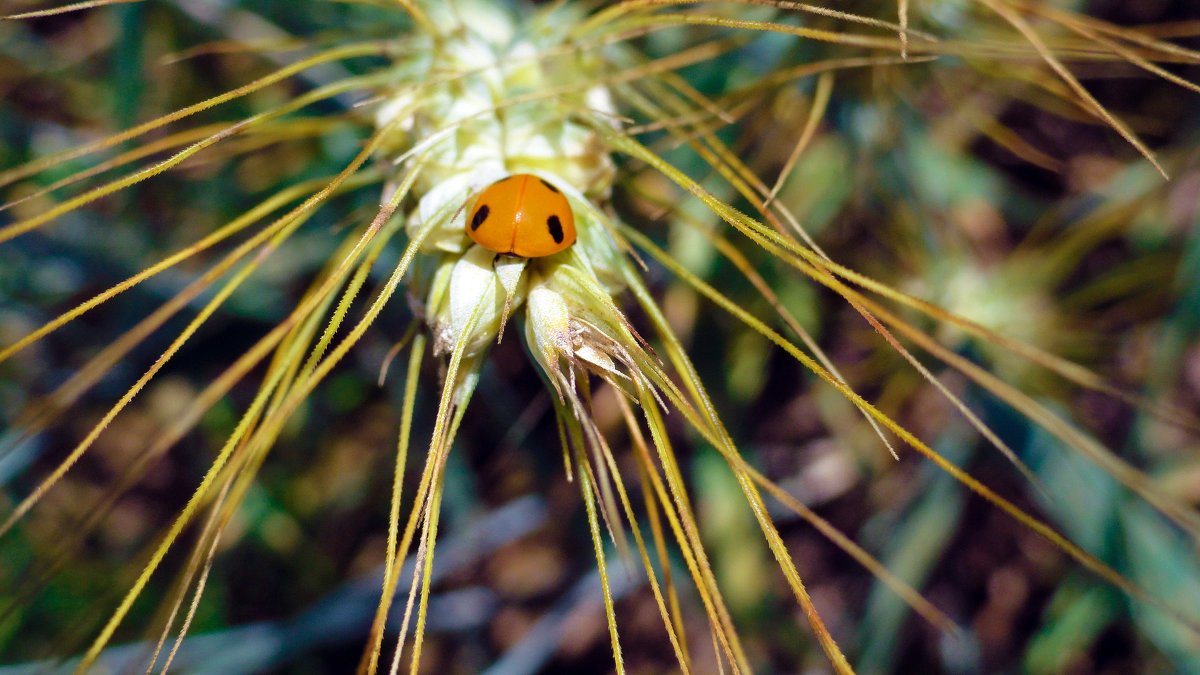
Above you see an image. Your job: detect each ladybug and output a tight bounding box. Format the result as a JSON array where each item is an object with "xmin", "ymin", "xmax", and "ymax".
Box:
[{"xmin": 466, "ymin": 174, "xmax": 577, "ymax": 257}]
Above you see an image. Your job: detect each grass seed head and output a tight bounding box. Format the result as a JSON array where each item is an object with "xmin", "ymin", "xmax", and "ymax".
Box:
[{"xmin": 382, "ymin": 0, "xmax": 636, "ymax": 405}]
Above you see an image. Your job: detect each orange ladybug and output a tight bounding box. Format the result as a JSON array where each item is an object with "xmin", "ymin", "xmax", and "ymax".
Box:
[{"xmin": 466, "ymin": 174, "xmax": 576, "ymax": 257}]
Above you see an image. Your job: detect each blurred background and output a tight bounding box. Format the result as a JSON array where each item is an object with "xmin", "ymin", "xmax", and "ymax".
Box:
[{"xmin": 1, "ymin": 0, "xmax": 1199, "ymax": 673}]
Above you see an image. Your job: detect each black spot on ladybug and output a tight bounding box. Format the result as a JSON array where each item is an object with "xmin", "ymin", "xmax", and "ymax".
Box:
[
  {"xmin": 539, "ymin": 179, "xmax": 560, "ymax": 193},
  {"xmin": 471, "ymin": 204, "xmax": 490, "ymax": 230},
  {"xmin": 547, "ymin": 215, "xmax": 564, "ymax": 243}
]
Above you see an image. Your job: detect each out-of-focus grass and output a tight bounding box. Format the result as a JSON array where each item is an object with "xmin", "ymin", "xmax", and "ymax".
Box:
[{"xmin": 1, "ymin": 1, "xmax": 1199, "ymax": 673}]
